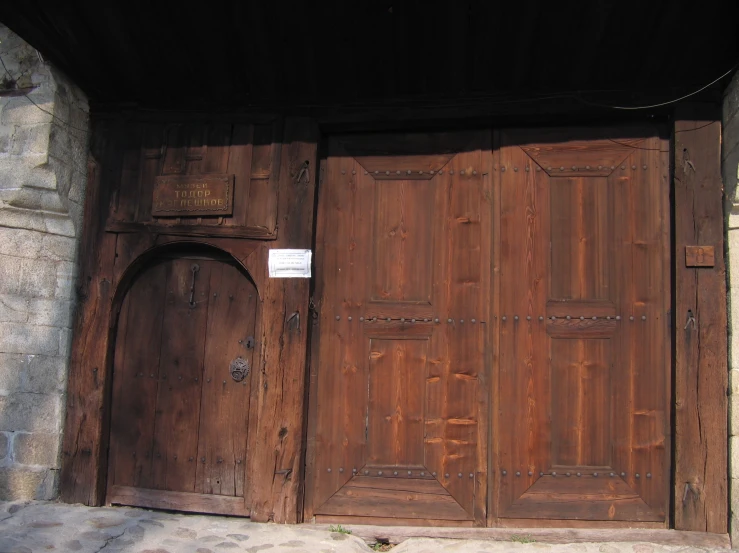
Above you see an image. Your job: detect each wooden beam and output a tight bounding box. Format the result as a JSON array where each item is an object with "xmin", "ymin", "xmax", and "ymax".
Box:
[
  {"xmin": 245, "ymin": 117, "xmax": 319, "ymax": 523},
  {"xmin": 674, "ymin": 107, "xmax": 728, "ymax": 533}
]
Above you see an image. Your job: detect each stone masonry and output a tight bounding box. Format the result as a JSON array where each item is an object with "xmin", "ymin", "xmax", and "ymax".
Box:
[
  {"xmin": 0, "ymin": 24, "xmax": 89, "ymax": 499},
  {"xmin": 724, "ymin": 69, "xmax": 739, "ymax": 546}
]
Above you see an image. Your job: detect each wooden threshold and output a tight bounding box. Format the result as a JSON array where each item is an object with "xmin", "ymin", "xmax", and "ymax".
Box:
[
  {"xmin": 108, "ymin": 485, "xmax": 249, "ymax": 517},
  {"xmin": 310, "ymin": 524, "xmax": 730, "ymax": 548}
]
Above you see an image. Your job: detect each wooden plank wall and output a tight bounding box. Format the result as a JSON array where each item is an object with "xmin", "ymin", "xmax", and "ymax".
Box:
[
  {"xmin": 673, "ymin": 106, "xmax": 728, "ymax": 533},
  {"xmin": 60, "ymin": 116, "xmax": 318, "ymax": 524}
]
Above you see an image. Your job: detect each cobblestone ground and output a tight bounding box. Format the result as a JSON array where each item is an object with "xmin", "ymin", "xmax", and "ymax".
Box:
[{"xmin": 0, "ymin": 502, "xmax": 732, "ymax": 553}]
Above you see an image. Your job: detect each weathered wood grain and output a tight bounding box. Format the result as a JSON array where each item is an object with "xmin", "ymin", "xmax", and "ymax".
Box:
[{"xmin": 674, "ymin": 110, "xmax": 728, "ymax": 533}]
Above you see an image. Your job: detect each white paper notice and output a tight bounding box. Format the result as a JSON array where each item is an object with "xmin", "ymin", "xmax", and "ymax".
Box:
[{"xmin": 268, "ymin": 249, "xmax": 312, "ymax": 278}]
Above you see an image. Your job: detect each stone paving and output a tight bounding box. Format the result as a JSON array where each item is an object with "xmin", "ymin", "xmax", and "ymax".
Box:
[{"xmin": 0, "ymin": 501, "xmax": 733, "ymax": 553}]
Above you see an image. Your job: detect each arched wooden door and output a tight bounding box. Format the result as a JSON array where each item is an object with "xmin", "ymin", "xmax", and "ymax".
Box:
[{"xmin": 106, "ymin": 252, "xmax": 258, "ymax": 516}]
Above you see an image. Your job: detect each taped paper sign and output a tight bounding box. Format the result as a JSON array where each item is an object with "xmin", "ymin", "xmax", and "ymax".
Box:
[{"xmin": 268, "ymin": 249, "xmax": 312, "ymax": 278}]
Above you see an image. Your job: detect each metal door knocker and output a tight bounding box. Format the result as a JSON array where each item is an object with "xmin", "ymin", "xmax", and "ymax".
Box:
[{"xmin": 230, "ymin": 357, "xmax": 250, "ymax": 382}]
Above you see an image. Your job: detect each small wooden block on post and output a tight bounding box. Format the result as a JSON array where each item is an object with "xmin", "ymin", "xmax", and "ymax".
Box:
[{"xmin": 685, "ymin": 246, "xmax": 715, "ymax": 267}]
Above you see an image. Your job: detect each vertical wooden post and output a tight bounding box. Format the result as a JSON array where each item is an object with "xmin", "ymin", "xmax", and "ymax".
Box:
[
  {"xmin": 674, "ymin": 107, "xmax": 728, "ymax": 533},
  {"xmin": 246, "ymin": 117, "xmax": 318, "ymax": 523}
]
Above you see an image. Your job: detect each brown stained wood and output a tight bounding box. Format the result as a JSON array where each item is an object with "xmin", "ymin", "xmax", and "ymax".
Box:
[
  {"xmin": 314, "ymin": 516, "xmax": 475, "ymax": 528},
  {"xmin": 246, "ymin": 122, "xmax": 281, "ymax": 233},
  {"xmin": 246, "ymin": 118, "xmax": 317, "ymax": 524},
  {"xmin": 162, "ymin": 124, "xmax": 187, "ymax": 175},
  {"xmin": 195, "ymin": 263, "xmax": 257, "ymax": 498},
  {"xmin": 310, "ymin": 131, "xmax": 489, "ymax": 526},
  {"xmin": 105, "ymin": 220, "xmax": 277, "ymax": 239},
  {"xmin": 497, "ymin": 128, "xmax": 669, "ymax": 523},
  {"xmin": 227, "ymin": 124, "xmax": 254, "ymax": 228},
  {"xmin": 331, "ymin": 525, "xmax": 729, "ymax": 546},
  {"xmin": 107, "ymin": 262, "xmax": 167, "ymax": 490},
  {"xmin": 674, "ymin": 112, "xmax": 728, "ymax": 533},
  {"xmin": 109, "ymin": 485, "xmax": 248, "ymax": 516},
  {"xmin": 316, "ymin": 478, "xmax": 471, "ymax": 520},
  {"xmin": 152, "ymin": 259, "xmax": 212, "ymax": 492},
  {"xmin": 685, "ymin": 245, "xmax": 716, "ymax": 267},
  {"xmin": 135, "ymin": 123, "xmax": 165, "ymax": 223}
]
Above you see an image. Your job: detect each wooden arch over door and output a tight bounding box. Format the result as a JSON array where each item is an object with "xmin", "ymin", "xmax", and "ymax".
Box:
[{"xmin": 106, "ymin": 243, "xmax": 260, "ymax": 516}]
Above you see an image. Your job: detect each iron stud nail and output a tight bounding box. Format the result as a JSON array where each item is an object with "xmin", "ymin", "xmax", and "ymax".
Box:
[
  {"xmin": 408, "ymin": 471, "xmax": 412, "ymax": 475},
  {"xmin": 580, "ymin": 316, "xmax": 584, "ymax": 320},
  {"xmin": 592, "ymin": 316, "xmax": 597, "ymax": 320},
  {"xmin": 547, "ymin": 167, "xmax": 552, "ymax": 171},
  {"xmin": 515, "ymin": 471, "xmax": 521, "ymax": 476},
  {"xmin": 632, "ymin": 165, "xmax": 636, "ymax": 170},
  {"xmin": 411, "ymin": 318, "xmax": 416, "ymax": 322},
  {"xmin": 348, "ymin": 316, "xmax": 352, "ymax": 321},
  {"xmin": 339, "ymin": 468, "xmax": 344, "ymax": 473},
  {"xmin": 643, "ymin": 165, "xmax": 647, "ymax": 170},
  {"xmin": 526, "ymin": 316, "xmax": 531, "ymax": 320},
  {"xmin": 385, "ymin": 171, "xmax": 390, "ymax": 175},
  {"xmin": 387, "ymin": 318, "xmax": 391, "ymax": 322},
  {"xmin": 460, "ymin": 319, "xmax": 464, "ymax": 323},
  {"xmin": 576, "ymin": 472, "xmax": 581, "ymax": 477},
  {"xmin": 445, "ymin": 473, "xmax": 450, "ymax": 478},
  {"xmin": 641, "ymin": 315, "xmax": 646, "ymax": 320},
  {"xmin": 378, "ymin": 471, "xmax": 383, "ymax": 475},
  {"xmin": 327, "ymin": 468, "xmax": 331, "ymax": 473},
  {"xmin": 621, "ymin": 472, "xmax": 626, "ymax": 477},
  {"xmin": 469, "ymin": 473, "xmax": 474, "ymax": 478},
  {"xmin": 236, "ymin": 460, "xmax": 242, "ymax": 464},
  {"xmin": 432, "ymin": 472, "xmax": 437, "ymax": 476},
  {"xmin": 435, "ymin": 318, "xmax": 440, "ymax": 323},
  {"xmin": 360, "ymin": 317, "xmax": 364, "ymax": 322},
  {"xmin": 635, "ymin": 473, "xmax": 640, "ymax": 478},
  {"xmin": 502, "ymin": 470, "xmax": 507, "ymax": 476},
  {"xmin": 566, "ymin": 315, "xmax": 571, "ymax": 320},
  {"xmin": 223, "ymin": 380, "xmax": 226, "ymax": 384},
  {"xmin": 394, "ymin": 471, "xmax": 398, "ymax": 476},
  {"xmin": 616, "ymin": 316, "xmax": 621, "ymax": 320},
  {"xmin": 502, "ymin": 316, "xmax": 507, "ymax": 321},
  {"xmin": 646, "ymin": 473, "xmax": 652, "ymax": 478},
  {"xmin": 514, "ymin": 316, "xmax": 519, "ymax": 321},
  {"xmin": 430, "ymin": 170, "xmax": 435, "ymax": 174},
  {"xmin": 448, "ymin": 318, "xmax": 453, "ymax": 323},
  {"xmin": 540, "ymin": 472, "xmax": 544, "ymax": 476},
  {"xmin": 610, "ymin": 472, "xmax": 615, "ymax": 477},
  {"xmin": 607, "ymin": 316, "xmax": 611, "ymax": 320},
  {"xmin": 560, "ymin": 166, "xmax": 565, "ymax": 171},
  {"xmin": 217, "ymin": 458, "xmax": 223, "ymax": 464},
  {"xmin": 341, "ymin": 170, "xmax": 346, "ymax": 175},
  {"xmin": 528, "ymin": 471, "xmax": 533, "ymax": 476},
  {"xmin": 207, "ymin": 378, "xmax": 211, "ymax": 382},
  {"xmin": 352, "ymin": 170, "xmax": 356, "ymax": 175},
  {"xmin": 194, "ymin": 377, "xmax": 198, "ymax": 382},
  {"xmin": 536, "ymin": 167, "xmax": 541, "ymax": 172},
  {"xmin": 566, "ymin": 472, "xmax": 571, "ymax": 477},
  {"xmin": 551, "ymin": 316, "xmax": 556, "ymax": 320},
  {"xmin": 421, "ymin": 472, "xmax": 425, "ymax": 476},
  {"xmin": 450, "ymin": 170, "xmax": 454, "ymax": 175},
  {"xmin": 424, "ymin": 318, "xmax": 429, "ymax": 322},
  {"xmin": 621, "ymin": 165, "xmax": 626, "ymax": 170},
  {"xmin": 189, "ymin": 457, "xmax": 194, "ymax": 461},
  {"xmin": 593, "ymin": 472, "xmax": 599, "ymax": 477},
  {"xmin": 473, "ymin": 170, "xmax": 477, "ymax": 175},
  {"xmin": 525, "ymin": 166, "xmax": 530, "ymax": 172},
  {"xmin": 438, "ymin": 170, "xmax": 443, "ymax": 174},
  {"xmin": 352, "ymin": 468, "xmax": 357, "ymax": 473},
  {"xmin": 539, "ymin": 316, "xmax": 544, "ymax": 321},
  {"xmin": 598, "ymin": 165, "xmax": 603, "ymax": 169},
  {"xmin": 336, "ymin": 315, "xmax": 340, "ymax": 320},
  {"xmin": 461, "ymin": 170, "xmax": 465, "ymax": 175},
  {"xmin": 572, "ymin": 166, "xmax": 576, "ymax": 170},
  {"xmin": 500, "ymin": 167, "xmax": 505, "ymax": 172},
  {"xmin": 178, "ymin": 376, "xmax": 182, "ymax": 380},
  {"xmin": 458, "ymin": 473, "xmax": 463, "ymax": 478},
  {"xmin": 374, "ymin": 171, "xmax": 379, "ymax": 174},
  {"xmin": 586, "ymin": 165, "xmax": 591, "ymax": 169},
  {"xmin": 552, "ymin": 471, "xmax": 557, "ymax": 476},
  {"xmin": 150, "ymin": 373, "xmax": 154, "ymax": 377},
  {"xmin": 407, "ymin": 170, "xmax": 412, "ymax": 175},
  {"xmin": 364, "ymin": 470, "xmax": 369, "ymax": 475},
  {"xmin": 513, "ymin": 167, "xmax": 518, "ymax": 172},
  {"xmin": 201, "ymin": 457, "xmax": 206, "ymax": 463},
  {"xmin": 396, "ymin": 170, "xmax": 400, "ymax": 175},
  {"xmin": 630, "ymin": 316, "xmax": 634, "ymax": 321},
  {"xmin": 401, "ymin": 318, "xmax": 405, "ymax": 322},
  {"xmin": 364, "ymin": 171, "xmax": 368, "ymax": 175}
]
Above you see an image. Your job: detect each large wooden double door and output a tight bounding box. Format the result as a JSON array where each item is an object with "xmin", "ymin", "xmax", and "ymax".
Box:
[
  {"xmin": 310, "ymin": 128, "xmax": 670, "ymax": 526},
  {"xmin": 107, "ymin": 253, "xmax": 258, "ymax": 516}
]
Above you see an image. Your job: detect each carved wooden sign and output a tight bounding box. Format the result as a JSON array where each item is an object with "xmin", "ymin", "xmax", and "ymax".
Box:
[
  {"xmin": 685, "ymin": 245, "xmax": 715, "ymax": 268},
  {"xmin": 152, "ymin": 174, "xmax": 234, "ymax": 217}
]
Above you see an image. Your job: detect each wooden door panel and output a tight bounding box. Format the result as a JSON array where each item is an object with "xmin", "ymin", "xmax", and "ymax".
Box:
[
  {"xmin": 312, "ymin": 132, "xmax": 491, "ymax": 525},
  {"xmin": 108, "ymin": 255, "xmax": 257, "ymax": 515},
  {"xmin": 497, "ymin": 129, "xmax": 670, "ymax": 522}
]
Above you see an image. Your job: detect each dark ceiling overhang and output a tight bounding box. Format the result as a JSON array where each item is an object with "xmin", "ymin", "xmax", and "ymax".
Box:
[{"xmin": 0, "ymin": 1, "xmax": 737, "ymax": 118}]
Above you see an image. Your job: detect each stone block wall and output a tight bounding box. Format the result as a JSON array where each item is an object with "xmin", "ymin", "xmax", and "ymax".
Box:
[{"xmin": 0, "ymin": 23, "xmax": 89, "ymax": 499}]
